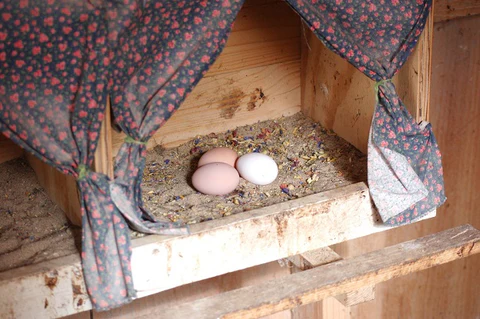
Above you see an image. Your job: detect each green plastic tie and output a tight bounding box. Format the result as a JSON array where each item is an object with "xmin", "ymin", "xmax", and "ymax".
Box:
[
  {"xmin": 374, "ymin": 79, "xmax": 392, "ymax": 103},
  {"xmin": 124, "ymin": 135, "xmax": 147, "ymax": 145},
  {"xmin": 77, "ymin": 164, "xmax": 89, "ymax": 181}
]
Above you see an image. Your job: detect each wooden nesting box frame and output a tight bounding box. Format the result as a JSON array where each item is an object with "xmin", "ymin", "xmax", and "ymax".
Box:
[{"xmin": 3, "ymin": 2, "xmax": 479, "ymax": 318}]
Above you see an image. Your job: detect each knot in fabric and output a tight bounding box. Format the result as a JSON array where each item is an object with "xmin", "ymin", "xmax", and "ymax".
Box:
[
  {"xmin": 124, "ymin": 135, "xmax": 147, "ymax": 145},
  {"xmin": 77, "ymin": 164, "xmax": 90, "ymax": 180},
  {"xmin": 374, "ymin": 79, "xmax": 392, "ymax": 103}
]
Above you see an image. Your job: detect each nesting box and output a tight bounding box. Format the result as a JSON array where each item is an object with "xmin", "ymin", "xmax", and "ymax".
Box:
[
  {"xmin": 0, "ymin": 0, "xmax": 438, "ymax": 317},
  {"xmin": 15, "ymin": 0, "xmax": 432, "ymax": 227}
]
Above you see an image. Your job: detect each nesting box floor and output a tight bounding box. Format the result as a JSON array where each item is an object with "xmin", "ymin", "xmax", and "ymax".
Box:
[
  {"xmin": 0, "ymin": 159, "xmax": 80, "ymax": 272},
  {"xmin": 142, "ymin": 112, "xmax": 367, "ymax": 229}
]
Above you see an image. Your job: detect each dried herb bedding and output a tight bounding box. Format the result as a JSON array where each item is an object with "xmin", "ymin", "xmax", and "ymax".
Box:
[
  {"xmin": 142, "ymin": 113, "xmax": 367, "ymax": 228},
  {"xmin": 0, "ymin": 113, "xmax": 366, "ymax": 270},
  {"xmin": 0, "ymin": 159, "xmax": 80, "ymax": 272}
]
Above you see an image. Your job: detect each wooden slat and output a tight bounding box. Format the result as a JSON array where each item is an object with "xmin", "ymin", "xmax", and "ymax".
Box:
[
  {"xmin": 434, "ymin": 0, "xmax": 480, "ymax": 22},
  {"xmin": 92, "ymin": 262, "xmax": 292, "ymax": 319},
  {"xmin": 111, "ymin": 60, "xmax": 301, "ymax": 154},
  {"xmin": 206, "ymin": 0, "xmax": 300, "ymax": 77},
  {"xmin": 0, "ymin": 182, "xmax": 431, "ymax": 318},
  {"xmin": 291, "ymin": 248, "xmax": 375, "ymax": 307},
  {"xmin": 0, "ymin": 134, "xmax": 23, "ymax": 164},
  {"xmin": 301, "ymin": 15, "xmax": 433, "ymax": 153},
  {"xmin": 153, "ymin": 224, "xmax": 480, "ymax": 319},
  {"xmin": 25, "ymin": 153, "xmax": 82, "ymax": 227}
]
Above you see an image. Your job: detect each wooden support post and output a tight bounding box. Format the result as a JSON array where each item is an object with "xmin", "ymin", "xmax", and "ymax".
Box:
[
  {"xmin": 149, "ymin": 224, "xmax": 480, "ymax": 319},
  {"xmin": 289, "ymin": 247, "xmax": 375, "ymax": 319}
]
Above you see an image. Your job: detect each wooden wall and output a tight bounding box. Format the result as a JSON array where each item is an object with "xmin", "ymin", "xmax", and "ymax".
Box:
[
  {"xmin": 110, "ymin": 0, "xmax": 302, "ymax": 154},
  {"xmin": 333, "ymin": 14, "xmax": 480, "ymax": 319}
]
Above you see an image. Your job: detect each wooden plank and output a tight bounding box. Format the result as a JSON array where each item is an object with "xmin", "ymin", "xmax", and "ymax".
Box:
[
  {"xmin": 206, "ymin": 0, "xmax": 300, "ymax": 77},
  {"xmin": 0, "ymin": 134, "xmax": 23, "ymax": 164},
  {"xmin": 0, "ymin": 182, "xmax": 415, "ymax": 318},
  {"xmin": 301, "ymin": 16, "xmax": 433, "ymax": 153},
  {"xmin": 350, "ymin": 14, "xmax": 480, "ymax": 319},
  {"xmin": 335, "ymin": 285, "xmax": 375, "ymax": 307},
  {"xmin": 152, "ymin": 224, "xmax": 480, "ymax": 319},
  {"xmin": 434, "ymin": 0, "xmax": 480, "ymax": 22},
  {"xmin": 0, "ymin": 254, "xmax": 91, "ymax": 319},
  {"xmin": 25, "ymin": 153, "xmax": 82, "ymax": 227},
  {"xmin": 289, "ymin": 247, "xmax": 374, "ymax": 318},
  {"xmin": 93, "ymin": 262, "xmax": 292, "ymax": 319},
  {"xmin": 111, "ymin": 60, "xmax": 301, "ymax": 154}
]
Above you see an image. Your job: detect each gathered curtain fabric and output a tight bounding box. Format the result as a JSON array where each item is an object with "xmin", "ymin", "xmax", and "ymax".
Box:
[{"xmin": 0, "ymin": 0, "xmax": 445, "ymax": 311}]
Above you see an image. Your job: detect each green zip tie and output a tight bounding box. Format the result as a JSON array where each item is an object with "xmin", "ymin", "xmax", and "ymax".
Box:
[
  {"xmin": 77, "ymin": 164, "xmax": 89, "ymax": 180},
  {"xmin": 124, "ymin": 135, "xmax": 147, "ymax": 145},
  {"xmin": 374, "ymin": 79, "xmax": 392, "ymax": 103}
]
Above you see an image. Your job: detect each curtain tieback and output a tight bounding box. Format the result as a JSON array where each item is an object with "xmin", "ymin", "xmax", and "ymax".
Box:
[
  {"xmin": 77, "ymin": 164, "xmax": 90, "ymax": 180},
  {"xmin": 124, "ymin": 135, "xmax": 147, "ymax": 145},
  {"xmin": 374, "ymin": 79, "xmax": 392, "ymax": 103}
]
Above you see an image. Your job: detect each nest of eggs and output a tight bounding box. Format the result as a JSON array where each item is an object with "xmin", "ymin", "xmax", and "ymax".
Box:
[{"xmin": 141, "ymin": 113, "xmax": 367, "ymax": 230}]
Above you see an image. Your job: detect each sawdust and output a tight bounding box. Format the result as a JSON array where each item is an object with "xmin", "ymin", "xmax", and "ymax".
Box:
[
  {"xmin": 0, "ymin": 113, "xmax": 367, "ymax": 270},
  {"xmin": 0, "ymin": 159, "xmax": 80, "ymax": 272},
  {"xmin": 142, "ymin": 113, "xmax": 367, "ymax": 227}
]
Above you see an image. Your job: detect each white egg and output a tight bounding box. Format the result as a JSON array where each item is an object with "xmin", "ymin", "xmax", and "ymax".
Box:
[{"xmin": 236, "ymin": 153, "xmax": 278, "ymax": 186}]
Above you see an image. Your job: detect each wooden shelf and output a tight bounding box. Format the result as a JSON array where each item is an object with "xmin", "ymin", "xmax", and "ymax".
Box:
[{"xmin": 0, "ymin": 182, "xmax": 437, "ymax": 318}]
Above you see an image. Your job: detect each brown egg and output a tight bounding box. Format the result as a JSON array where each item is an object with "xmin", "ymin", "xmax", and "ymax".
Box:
[
  {"xmin": 198, "ymin": 147, "xmax": 238, "ymax": 167},
  {"xmin": 192, "ymin": 162, "xmax": 239, "ymax": 195}
]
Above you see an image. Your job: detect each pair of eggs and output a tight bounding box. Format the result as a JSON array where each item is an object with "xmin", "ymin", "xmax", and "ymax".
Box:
[{"xmin": 192, "ymin": 147, "xmax": 278, "ymax": 195}]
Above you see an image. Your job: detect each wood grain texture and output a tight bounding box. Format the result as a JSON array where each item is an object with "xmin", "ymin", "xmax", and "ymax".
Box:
[
  {"xmin": 0, "ymin": 134, "xmax": 23, "ymax": 164},
  {"xmin": 206, "ymin": 0, "xmax": 300, "ymax": 77},
  {"xmin": 93, "ymin": 97, "xmax": 114, "ymax": 179},
  {"xmin": 334, "ymin": 15, "xmax": 480, "ymax": 319},
  {"xmin": 434, "ymin": 0, "xmax": 480, "ymax": 22},
  {"xmin": 301, "ymin": 16, "xmax": 432, "ymax": 153},
  {"xmin": 24, "ymin": 153, "xmax": 82, "ymax": 227},
  {"xmin": 111, "ymin": 60, "xmax": 301, "ymax": 154},
  {"xmin": 145, "ymin": 225, "xmax": 480, "ymax": 319},
  {"xmin": 93, "ymin": 262, "xmax": 291, "ymax": 319},
  {"xmin": 1, "ymin": 182, "xmax": 429, "ymax": 318}
]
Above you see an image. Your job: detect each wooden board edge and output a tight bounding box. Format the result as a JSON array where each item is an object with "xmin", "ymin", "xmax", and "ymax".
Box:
[
  {"xmin": 153, "ymin": 224, "xmax": 480, "ymax": 319},
  {"xmin": 0, "ymin": 182, "xmax": 437, "ymax": 318}
]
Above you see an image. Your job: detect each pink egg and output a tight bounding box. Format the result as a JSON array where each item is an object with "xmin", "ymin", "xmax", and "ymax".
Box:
[
  {"xmin": 192, "ymin": 162, "xmax": 239, "ymax": 195},
  {"xmin": 198, "ymin": 147, "xmax": 238, "ymax": 167}
]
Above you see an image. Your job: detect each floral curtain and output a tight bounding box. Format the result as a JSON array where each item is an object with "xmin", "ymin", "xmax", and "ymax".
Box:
[{"xmin": 1, "ymin": 0, "xmax": 445, "ymax": 311}]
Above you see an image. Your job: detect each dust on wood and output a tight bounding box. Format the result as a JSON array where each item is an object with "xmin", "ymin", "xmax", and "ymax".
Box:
[{"xmin": 141, "ymin": 113, "xmax": 366, "ymax": 233}]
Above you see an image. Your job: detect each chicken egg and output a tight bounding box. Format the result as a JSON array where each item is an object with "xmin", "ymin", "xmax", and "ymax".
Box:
[
  {"xmin": 236, "ymin": 153, "xmax": 278, "ymax": 186},
  {"xmin": 198, "ymin": 147, "xmax": 238, "ymax": 167},
  {"xmin": 192, "ymin": 162, "xmax": 240, "ymax": 195}
]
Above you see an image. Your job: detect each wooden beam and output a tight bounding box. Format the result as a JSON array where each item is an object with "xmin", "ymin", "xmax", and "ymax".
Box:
[
  {"xmin": 434, "ymin": 0, "xmax": 480, "ymax": 22},
  {"xmin": 289, "ymin": 247, "xmax": 375, "ymax": 311},
  {"xmin": 151, "ymin": 224, "xmax": 480, "ymax": 319}
]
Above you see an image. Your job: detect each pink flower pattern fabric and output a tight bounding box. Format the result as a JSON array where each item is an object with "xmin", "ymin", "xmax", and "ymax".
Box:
[{"xmin": 0, "ymin": 0, "xmax": 445, "ymax": 311}]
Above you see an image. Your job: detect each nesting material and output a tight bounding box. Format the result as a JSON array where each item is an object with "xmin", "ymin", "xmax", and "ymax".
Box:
[
  {"xmin": 0, "ymin": 159, "xmax": 79, "ymax": 272},
  {"xmin": 142, "ymin": 113, "xmax": 367, "ymax": 227}
]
